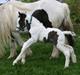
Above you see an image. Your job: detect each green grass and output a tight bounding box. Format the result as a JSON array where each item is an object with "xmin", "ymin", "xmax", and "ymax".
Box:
[{"xmin": 0, "ymin": 26, "xmax": 80, "ymax": 75}]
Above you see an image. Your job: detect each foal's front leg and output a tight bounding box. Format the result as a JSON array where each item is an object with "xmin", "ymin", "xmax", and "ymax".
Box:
[
  {"xmin": 21, "ymin": 48, "xmax": 32, "ymax": 64},
  {"xmin": 13, "ymin": 38, "xmax": 37, "ymax": 65}
]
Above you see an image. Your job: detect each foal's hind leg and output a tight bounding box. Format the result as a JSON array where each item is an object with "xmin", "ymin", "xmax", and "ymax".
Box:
[
  {"xmin": 68, "ymin": 46, "xmax": 77, "ymax": 63},
  {"xmin": 57, "ymin": 44, "xmax": 77, "ymax": 68},
  {"xmin": 57, "ymin": 44, "xmax": 71, "ymax": 68},
  {"xmin": 63, "ymin": 45, "xmax": 77, "ymax": 67}
]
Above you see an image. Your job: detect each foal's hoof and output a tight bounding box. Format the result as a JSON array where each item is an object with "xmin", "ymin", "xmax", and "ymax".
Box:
[
  {"xmin": 13, "ymin": 60, "xmax": 17, "ymax": 66},
  {"xmin": 64, "ymin": 65, "xmax": 69, "ymax": 69},
  {"xmin": 72, "ymin": 55, "xmax": 77, "ymax": 63},
  {"xmin": 21, "ymin": 59, "xmax": 25, "ymax": 64}
]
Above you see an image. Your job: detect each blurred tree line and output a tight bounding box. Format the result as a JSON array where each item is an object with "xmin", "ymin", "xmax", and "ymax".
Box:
[
  {"xmin": 23, "ymin": 0, "xmax": 80, "ymax": 24},
  {"xmin": 65, "ymin": 0, "xmax": 80, "ymax": 24}
]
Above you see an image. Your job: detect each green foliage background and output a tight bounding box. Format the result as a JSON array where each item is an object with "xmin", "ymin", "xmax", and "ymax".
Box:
[{"xmin": 65, "ymin": 0, "xmax": 80, "ymax": 24}]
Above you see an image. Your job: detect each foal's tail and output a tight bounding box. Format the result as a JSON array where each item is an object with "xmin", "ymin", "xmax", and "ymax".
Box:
[{"xmin": 63, "ymin": 31, "xmax": 76, "ymax": 46}]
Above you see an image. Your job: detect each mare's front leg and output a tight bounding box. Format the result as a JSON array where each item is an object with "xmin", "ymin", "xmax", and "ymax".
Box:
[
  {"xmin": 12, "ymin": 32, "xmax": 24, "ymax": 47},
  {"xmin": 8, "ymin": 39, "xmax": 17, "ymax": 59},
  {"xmin": 13, "ymin": 38, "xmax": 37, "ymax": 65},
  {"xmin": 8, "ymin": 32, "xmax": 23, "ymax": 59}
]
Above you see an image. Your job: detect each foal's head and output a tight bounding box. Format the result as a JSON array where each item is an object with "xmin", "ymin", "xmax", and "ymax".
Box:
[{"xmin": 17, "ymin": 12, "xmax": 31, "ymax": 31}]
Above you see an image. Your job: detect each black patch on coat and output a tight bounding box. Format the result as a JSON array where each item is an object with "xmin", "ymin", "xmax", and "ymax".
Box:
[
  {"xmin": 32, "ymin": 9, "xmax": 53, "ymax": 28},
  {"xmin": 65, "ymin": 34, "xmax": 74, "ymax": 46},
  {"xmin": 18, "ymin": 12, "xmax": 26, "ymax": 31},
  {"xmin": 47, "ymin": 31, "xmax": 58, "ymax": 45}
]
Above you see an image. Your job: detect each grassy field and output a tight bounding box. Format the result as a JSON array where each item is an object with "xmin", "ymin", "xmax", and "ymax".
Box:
[
  {"xmin": 0, "ymin": 0, "xmax": 80, "ymax": 75},
  {"xmin": 0, "ymin": 24, "xmax": 80, "ymax": 74},
  {"xmin": 0, "ymin": 31, "xmax": 80, "ymax": 75}
]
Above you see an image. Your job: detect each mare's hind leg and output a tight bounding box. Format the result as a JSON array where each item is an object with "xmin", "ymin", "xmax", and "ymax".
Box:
[
  {"xmin": 51, "ymin": 36, "xmax": 70, "ymax": 59},
  {"xmin": 50, "ymin": 46, "xmax": 60, "ymax": 59}
]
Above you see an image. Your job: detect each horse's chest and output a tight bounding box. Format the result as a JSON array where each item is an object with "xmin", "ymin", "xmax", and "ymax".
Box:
[{"xmin": 29, "ymin": 27, "xmax": 45, "ymax": 39}]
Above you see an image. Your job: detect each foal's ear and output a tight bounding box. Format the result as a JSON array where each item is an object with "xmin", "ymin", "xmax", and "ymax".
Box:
[
  {"xmin": 18, "ymin": 12, "xmax": 21, "ymax": 17},
  {"xmin": 18, "ymin": 12, "xmax": 21, "ymax": 15}
]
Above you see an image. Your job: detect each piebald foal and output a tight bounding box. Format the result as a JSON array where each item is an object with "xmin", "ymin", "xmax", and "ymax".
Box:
[{"xmin": 13, "ymin": 10, "xmax": 77, "ymax": 68}]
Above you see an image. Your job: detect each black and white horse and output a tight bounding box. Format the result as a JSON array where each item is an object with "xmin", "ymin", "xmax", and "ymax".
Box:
[{"xmin": 13, "ymin": 11, "xmax": 76, "ymax": 68}]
